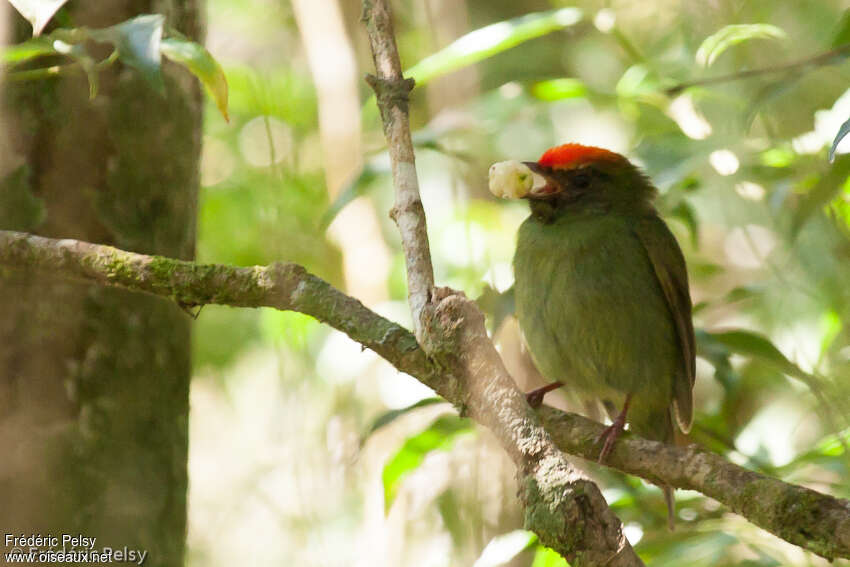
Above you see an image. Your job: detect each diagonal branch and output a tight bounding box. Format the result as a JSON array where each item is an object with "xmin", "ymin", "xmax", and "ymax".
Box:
[
  {"xmin": 2, "ymin": 228, "xmax": 850, "ymax": 560},
  {"xmin": 361, "ymin": 1, "xmax": 642, "ymax": 564}
]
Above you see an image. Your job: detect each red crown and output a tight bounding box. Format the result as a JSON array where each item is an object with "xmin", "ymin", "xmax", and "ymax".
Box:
[{"xmin": 538, "ymin": 143, "xmax": 622, "ymax": 168}]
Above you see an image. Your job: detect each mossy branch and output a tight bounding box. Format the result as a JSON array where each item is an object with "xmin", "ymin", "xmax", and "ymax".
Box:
[{"xmin": 7, "ymin": 228, "xmax": 850, "ymax": 560}]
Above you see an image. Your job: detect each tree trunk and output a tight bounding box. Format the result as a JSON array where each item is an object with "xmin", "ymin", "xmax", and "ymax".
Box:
[{"xmin": 0, "ymin": 3, "xmax": 203, "ymax": 565}]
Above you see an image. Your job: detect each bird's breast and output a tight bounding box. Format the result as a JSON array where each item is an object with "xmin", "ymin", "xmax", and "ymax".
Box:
[{"xmin": 513, "ymin": 214, "xmax": 678, "ymax": 400}]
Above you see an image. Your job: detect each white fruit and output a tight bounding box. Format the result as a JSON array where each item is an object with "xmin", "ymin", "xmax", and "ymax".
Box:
[{"xmin": 488, "ymin": 160, "xmax": 535, "ymax": 199}]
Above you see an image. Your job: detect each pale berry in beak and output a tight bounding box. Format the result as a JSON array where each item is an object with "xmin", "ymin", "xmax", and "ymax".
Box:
[{"xmin": 488, "ymin": 160, "xmax": 546, "ymax": 199}]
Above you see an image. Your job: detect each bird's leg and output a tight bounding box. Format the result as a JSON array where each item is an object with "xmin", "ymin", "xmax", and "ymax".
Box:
[
  {"xmin": 525, "ymin": 381, "xmax": 564, "ymax": 409},
  {"xmin": 597, "ymin": 394, "xmax": 632, "ymax": 463}
]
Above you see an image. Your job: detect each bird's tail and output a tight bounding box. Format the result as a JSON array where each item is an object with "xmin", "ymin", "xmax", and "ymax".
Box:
[
  {"xmin": 663, "ymin": 484, "xmax": 675, "ymax": 531},
  {"xmin": 631, "ymin": 404, "xmax": 677, "ymax": 530}
]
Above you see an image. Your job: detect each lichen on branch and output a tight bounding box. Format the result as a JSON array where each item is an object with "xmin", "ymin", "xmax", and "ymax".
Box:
[{"xmin": 2, "ymin": 227, "xmax": 850, "ymax": 560}]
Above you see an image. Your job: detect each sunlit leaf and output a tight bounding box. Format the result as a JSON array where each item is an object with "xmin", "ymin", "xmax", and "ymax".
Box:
[
  {"xmin": 161, "ymin": 37, "xmax": 229, "ymax": 121},
  {"xmin": 473, "ymin": 530, "xmax": 537, "ymax": 567},
  {"xmin": 361, "ymin": 9, "xmax": 582, "ymax": 126},
  {"xmin": 90, "ymin": 14, "xmax": 164, "ymax": 91},
  {"xmin": 811, "ymin": 428, "xmax": 850, "ymax": 457},
  {"xmin": 8, "ymin": 0, "xmax": 69, "ymax": 36},
  {"xmin": 616, "ymin": 64, "xmax": 658, "ymax": 97},
  {"xmin": 531, "ymin": 78, "xmax": 587, "ymax": 101},
  {"xmin": 775, "ymin": 428, "xmax": 850, "ymax": 475},
  {"xmin": 696, "ymin": 24, "xmax": 786, "ymax": 67},
  {"xmin": 0, "ymin": 37, "xmax": 55, "ymax": 64},
  {"xmin": 531, "ymin": 545, "xmax": 568, "ymax": 567},
  {"xmin": 405, "ymin": 8, "xmax": 582, "ymax": 86},
  {"xmin": 759, "ymin": 147, "xmax": 795, "ymax": 168},
  {"xmin": 259, "ymin": 309, "xmax": 320, "ymax": 351},
  {"xmin": 382, "ymin": 414, "xmax": 474, "ymax": 513},
  {"xmin": 820, "ymin": 310, "xmax": 842, "ymax": 356}
]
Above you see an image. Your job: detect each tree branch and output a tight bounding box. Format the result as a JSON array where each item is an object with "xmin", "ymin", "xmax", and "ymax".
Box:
[
  {"xmin": 0, "ymin": 230, "xmax": 453, "ymax": 400},
  {"xmin": 2, "ymin": 228, "xmax": 850, "ymax": 560},
  {"xmin": 360, "ymin": 1, "xmax": 642, "ymax": 564},
  {"xmin": 665, "ymin": 42, "xmax": 850, "ymax": 95},
  {"xmin": 537, "ymin": 408, "xmax": 850, "ymax": 561},
  {"xmin": 361, "ymin": 0, "xmax": 433, "ymax": 343}
]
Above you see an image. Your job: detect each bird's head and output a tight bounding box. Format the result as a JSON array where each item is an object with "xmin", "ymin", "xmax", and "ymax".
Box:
[{"xmin": 492, "ymin": 143, "xmax": 657, "ymax": 223}]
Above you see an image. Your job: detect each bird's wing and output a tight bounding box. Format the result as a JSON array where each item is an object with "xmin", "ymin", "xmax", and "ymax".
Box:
[{"xmin": 633, "ymin": 215, "xmax": 696, "ymax": 432}]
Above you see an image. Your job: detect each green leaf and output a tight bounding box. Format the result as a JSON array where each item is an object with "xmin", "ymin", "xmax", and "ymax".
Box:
[
  {"xmin": 696, "ymin": 24, "xmax": 787, "ymax": 67},
  {"xmin": 161, "ymin": 37, "xmax": 229, "ymax": 121},
  {"xmin": 531, "ymin": 78, "xmax": 587, "ymax": 101},
  {"xmin": 405, "ymin": 8, "xmax": 582, "ymax": 86},
  {"xmin": 476, "ymin": 285, "xmax": 515, "ymax": 333},
  {"xmin": 0, "ymin": 37, "xmax": 56, "ymax": 64},
  {"xmin": 695, "ymin": 329, "xmax": 741, "ymax": 390},
  {"xmin": 830, "ymin": 9, "xmax": 850, "ymax": 48},
  {"xmin": 670, "ymin": 200, "xmax": 699, "ymax": 247},
  {"xmin": 90, "ymin": 14, "xmax": 164, "ymax": 91},
  {"xmin": 743, "ymin": 76, "xmax": 803, "ymax": 131},
  {"xmin": 361, "ymin": 8, "xmax": 582, "ymax": 127},
  {"xmin": 774, "ymin": 428, "xmax": 850, "ymax": 475},
  {"xmin": 320, "ymin": 164, "xmax": 383, "ymax": 229},
  {"xmin": 829, "ymin": 116, "xmax": 850, "ymax": 162},
  {"xmin": 820, "ymin": 310, "xmax": 842, "ymax": 356},
  {"xmin": 723, "ymin": 284, "xmax": 764, "ymax": 305},
  {"xmin": 810, "ymin": 428, "xmax": 850, "ymax": 458},
  {"xmin": 532, "ymin": 546, "xmax": 569, "ymax": 567},
  {"xmin": 792, "ymin": 158, "xmax": 850, "ymax": 236},
  {"xmin": 615, "ymin": 64, "xmax": 658, "ymax": 97},
  {"xmin": 760, "ymin": 147, "xmax": 795, "ymax": 168},
  {"xmin": 366, "ymin": 398, "xmax": 447, "ymax": 437},
  {"xmin": 0, "ymin": 165, "xmax": 45, "ymax": 231},
  {"xmin": 707, "ymin": 329, "xmax": 802, "ymax": 379},
  {"xmin": 473, "ymin": 530, "xmax": 538, "ymax": 567},
  {"xmin": 8, "ymin": 0, "xmax": 69, "ymax": 36},
  {"xmin": 259, "ymin": 309, "xmax": 320, "ymax": 351},
  {"xmin": 382, "ymin": 414, "xmax": 474, "ymax": 513},
  {"xmin": 436, "ymin": 490, "xmax": 468, "ymax": 549}
]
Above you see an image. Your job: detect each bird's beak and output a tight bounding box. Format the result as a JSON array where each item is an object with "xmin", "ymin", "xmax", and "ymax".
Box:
[{"xmin": 521, "ymin": 162, "xmax": 561, "ymax": 198}]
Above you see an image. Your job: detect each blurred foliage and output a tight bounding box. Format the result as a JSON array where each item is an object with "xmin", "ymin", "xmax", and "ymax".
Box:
[
  {"xmin": 167, "ymin": 0, "xmax": 850, "ymax": 564},
  {"xmin": 3, "ymin": 9, "xmax": 229, "ymax": 115},
  {"xmin": 382, "ymin": 414, "xmax": 475, "ymax": 513}
]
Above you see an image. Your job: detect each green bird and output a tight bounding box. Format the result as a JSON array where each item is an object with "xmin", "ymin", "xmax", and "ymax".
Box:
[{"xmin": 505, "ymin": 143, "xmax": 695, "ymax": 527}]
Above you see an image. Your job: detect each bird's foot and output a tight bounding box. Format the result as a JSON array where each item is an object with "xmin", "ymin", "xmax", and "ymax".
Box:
[
  {"xmin": 596, "ymin": 395, "xmax": 632, "ymax": 463},
  {"xmin": 596, "ymin": 419, "xmax": 625, "ymax": 463},
  {"xmin": 525, "ymin": 381, "xmax": 564, "ymax": 409}
]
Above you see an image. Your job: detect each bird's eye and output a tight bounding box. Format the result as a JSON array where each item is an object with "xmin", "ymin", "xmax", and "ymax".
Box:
[{"xmin": 571, "ymin": 171, "xmax": 591, "ymax": 189}]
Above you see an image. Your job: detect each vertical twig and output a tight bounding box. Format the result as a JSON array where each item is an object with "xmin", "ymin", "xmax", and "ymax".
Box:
[
  {"xmin": 361, "ymin": 1, "xmax": 645, "ymax": 565},
  {"xmin": 361, "ymin": 0, "xmax": 435, "ymax": 343}
]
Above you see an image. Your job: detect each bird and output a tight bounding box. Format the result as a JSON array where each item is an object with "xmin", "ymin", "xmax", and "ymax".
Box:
[{"xmin": 489, "ymin": 143, "xmax": 695, "ymax": 529}]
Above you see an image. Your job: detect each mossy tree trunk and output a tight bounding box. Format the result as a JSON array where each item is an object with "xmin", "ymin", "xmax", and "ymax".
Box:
[{"xmin": 0, "ymin": 2, "xmax": 203, "ymax": 565}]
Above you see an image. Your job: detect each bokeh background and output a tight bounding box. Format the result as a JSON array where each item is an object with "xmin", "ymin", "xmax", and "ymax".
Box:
[{"xmin": 188, "ymin": 0, "xmax": 850, "ymax": 565}]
